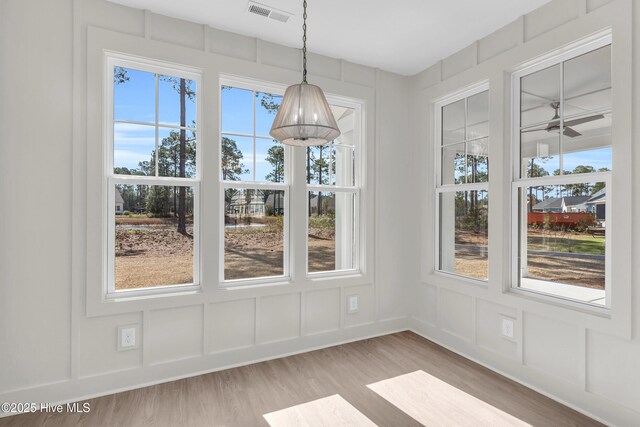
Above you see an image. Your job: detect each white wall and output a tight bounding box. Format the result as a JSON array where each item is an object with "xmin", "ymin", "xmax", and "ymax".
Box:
[
  {"xmin": 2, "ymin": 0, "xmax": 639, "ymax": 425},
  {"xmin": 410, "ymin": 0, "xmax": 640, "ymax": 426},
  {"xmin": 0, "ymin": 0, "xmax": 73, "ymax": 392},
  {"xmin": 0, "ymin": 0, "xmax": 413, "ymax": 411}
]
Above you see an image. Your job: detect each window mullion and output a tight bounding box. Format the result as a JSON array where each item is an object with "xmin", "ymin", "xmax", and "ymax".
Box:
[
  {"xmin": 441, "ymin": 135, "xmax": 487, "ymax": 148},
  {"xmin": 154, "ymin": 73, "xmax": 159, "ymax": 177},
  {"xmin": 464, "ymin": 97, "xmax": 468, "ymax": 184},
  {"xmin": 253, "ymin": 90, "xmax": 257, "ymax": 182},
  {"xmin": 293, "ymin": 143, "xmax": 309, "ymax": 280},
  {"xmin": 513, "ymin": 171, "xmax": 611, "ymax": 187},
  {"xmin": 307, "ymin": 184, "xmax": 358, "ymax": 193},
  {"xmin": 559, "ymin": 61, "xmax": 564, "ymax": 175},
  {"xmin": 222, "ymin": 180, "xmax": 288, "ymax": 191},
  {"xmin": 114, "ymin": 119, "xmax": 196, "ymax": 132},
  {"xmin": 329, "ymin": 141, "xmax": 334, "ymax": 185},
  {"xmin": 436, "ymin": 183, "xmax": 488, "ymax": 193},
  {"xmin": 222, "ymin": 131, "xmax": 258, "ymax": 139}
]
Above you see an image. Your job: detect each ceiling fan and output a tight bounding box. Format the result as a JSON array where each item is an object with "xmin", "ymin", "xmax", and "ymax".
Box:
[{"xmin": 524, "ymin": 102, "xmax": 604, "ymax": 137}]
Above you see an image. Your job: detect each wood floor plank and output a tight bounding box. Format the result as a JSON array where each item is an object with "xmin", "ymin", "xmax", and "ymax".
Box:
[
  {"xmin": 263, "ymin": 394, "xmax": 378, "ymax": 427},
  {"xmin": 368, "ymin": 370, "xmax": 531, "ymax": 426},
  {"xmin": 0, "ymin": 332, "xmax": 603, "ymax": 427}
]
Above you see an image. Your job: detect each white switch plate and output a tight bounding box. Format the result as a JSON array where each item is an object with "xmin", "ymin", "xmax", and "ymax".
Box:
[
  {"xmin": 347, "ymin": 295, "xmax": 359, "ymax": 314},
  {"xmin": 117, "ymin": 324, "xmax": 140, "ymax": 351},
  {"xmin": 499, "ymin": 315, "xmax": 516, "ymax": 341}
]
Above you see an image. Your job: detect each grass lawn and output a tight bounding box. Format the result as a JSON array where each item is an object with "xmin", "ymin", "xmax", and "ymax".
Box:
[{"xmin": 527, "ymin": 230, "xmax": 605, "ymax": 255}]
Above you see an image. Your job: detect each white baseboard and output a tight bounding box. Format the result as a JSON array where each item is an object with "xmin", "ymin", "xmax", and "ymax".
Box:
[
  {"xmin": 409, "ymin": 317, "xmax": 640, "ymax": 427},
  {"xmin": 0, "ymin": 317, "xmax": 408, "ymax": 419},
  {"xmin": 5, "ymin": 316, "xmax": 635, "ymax": 426}
]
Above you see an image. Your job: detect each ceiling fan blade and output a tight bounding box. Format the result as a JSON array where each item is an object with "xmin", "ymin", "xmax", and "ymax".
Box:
[
  {"xmin": 522, "ymin": 128, "xmax": 544, "ymax": 133},
  {"xmin": 563, "ymin": 127, "xmax": 582, "ymax": 138},
  {"xmin": 564, "ymin": 114, "xmax": 605, "ymax": 127},
  {"xmin": 545, "ymin": 119, "xmax": 560, "ymax": 130}
]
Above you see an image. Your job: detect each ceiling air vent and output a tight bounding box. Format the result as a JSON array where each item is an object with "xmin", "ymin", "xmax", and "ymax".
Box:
[
  {"xmin": 268, "ymin": 11, "xmax": 290, "ymax": 23},
  {"xmin": 247, "ymin": 1, "xmax": 292, "ymax": 23}
]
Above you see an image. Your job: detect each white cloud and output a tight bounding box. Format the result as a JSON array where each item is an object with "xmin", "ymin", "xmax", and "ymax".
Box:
[
  {"xmin": 114, "ymin": 149, "xmax": 149, "ymax": 169},
  {"xmin": 114, "ymin": 122, "xmax": 155, "ymax": 147}
]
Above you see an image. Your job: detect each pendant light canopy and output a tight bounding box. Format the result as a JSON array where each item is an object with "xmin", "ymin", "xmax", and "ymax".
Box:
[{"xmin": 270, "ymin": 0, "xmax": 340, "ymax": 147}]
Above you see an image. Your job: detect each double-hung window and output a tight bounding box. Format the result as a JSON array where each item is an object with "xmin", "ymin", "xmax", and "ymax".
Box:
[
  {"xmin": 512, "ymin": 37, "xmax": 611, "ymax": 306},
  {"xmin": 435, "ymin": 85, "xmax": 489, "ymax": 282},
  {"xmin": 106, "ymin": 54, "xmax": 201, "ymax": 295},
  {"xmin": 220, "ymin": 82, "xmax": 288, "ymax": 284},
  {"xmin": 307, "ymin": 103, "xmax": 361, "ymax": 275},
  {"xmin": 220, "ymin": 79, "xmax": 363, "ymax": 284}
]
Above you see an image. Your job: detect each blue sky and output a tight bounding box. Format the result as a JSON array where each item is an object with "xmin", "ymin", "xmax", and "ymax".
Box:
[
  {"xmin": 113, "ymin": 68, "xmax": 282, "ymax": 181},
  {"xmin": 115, "ymin": 66, "xmax": 610, "ymax": 184},
  {"xmin": 221, "ymin": 87, "xmax": 282, "ymax": 182},
  {"xmin": 526, "ymin": 146, "xmax": 612, "ymax": 177},
  {"xmin": 114, "ymin": 68, "xmax": 197, "ymax": 173}
]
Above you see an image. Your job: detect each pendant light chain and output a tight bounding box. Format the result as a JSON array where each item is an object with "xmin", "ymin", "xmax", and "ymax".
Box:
[
  {"xmin": 269, "ymin": 0, "xmax": 340, "ymax": 146},
  {"xmin": 302, "ymin": 0, "xmax": 307, "ymax": 83}
]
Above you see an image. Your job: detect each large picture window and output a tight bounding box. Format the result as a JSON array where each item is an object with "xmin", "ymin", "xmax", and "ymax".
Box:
[
  {"xmin": 106, "ymin": 55, "xmax": 201, "ymax": 295},
  {"xmin": 435, "ymin": 84, "xmax": 489, "ymax": 282},
  {"xmin": 512, "ymin": 37, "xmax": 611, "ymax": 306}
]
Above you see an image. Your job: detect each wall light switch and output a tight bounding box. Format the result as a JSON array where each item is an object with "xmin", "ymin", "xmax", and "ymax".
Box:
[
  {"xmin": 117, "ymin": 324, "xmax": 140, "ymax": 351},
  {"xmin": 347, "ymin": 295, "xmax": 359, "ymax": 314},
  {"xmin": 500, "ymin": 316, "xmax": 515, "ymax": 341}
]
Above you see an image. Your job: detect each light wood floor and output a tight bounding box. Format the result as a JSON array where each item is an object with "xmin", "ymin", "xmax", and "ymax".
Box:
[{"xmin": 1, "ymin": 332, "xmax": 602, "ymax": 426}]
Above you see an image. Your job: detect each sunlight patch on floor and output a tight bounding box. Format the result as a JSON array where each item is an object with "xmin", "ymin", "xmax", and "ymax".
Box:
[
  {"xmin": 263, "ymin": 394, "xmax": 378, "ymax": 427},
  {"xmin": 367, "ymin": 370, "xmax": 531, "ymax": 427}
]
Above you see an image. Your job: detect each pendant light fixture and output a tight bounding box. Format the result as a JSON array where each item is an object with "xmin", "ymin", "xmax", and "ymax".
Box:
[{"xmin": 269, "ymin": 0, "xmax": 340, "ymax": 147}]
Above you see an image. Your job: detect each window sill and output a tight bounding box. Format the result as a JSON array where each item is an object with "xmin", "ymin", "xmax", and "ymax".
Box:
[
  {"xmin": 105, "ymin": 283, "xmax": 201, "ymax": 301},
  {"xmin": 307, "ymin": 269, "xmax": 362, "ymax": 281},
  {"xmin": 518, "ymin": 278, "xmax": 606, "ymax": 307},
  {"xmin": 220, "ymin": 276, "xmax": 292, "ymax": 290},
  {"xmin": 87, "ymin": 283, "xmax": 205, "ymax": 317},
  {"xmin": 433, "ymin": 270, "xmax": 489, "ymax": 287}
]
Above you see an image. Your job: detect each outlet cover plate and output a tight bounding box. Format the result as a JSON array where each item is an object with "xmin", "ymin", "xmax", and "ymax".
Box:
[
  {"xmin": 499, "ymin": 315, "xmax": 516, "ymax": 342},
  {"xmin": 117, "ymin": 324, "xmax": 140, "ymax": 351},
  {"xmin": 347, "ymin": 295, "xmax": 359, "ymax": 314}
]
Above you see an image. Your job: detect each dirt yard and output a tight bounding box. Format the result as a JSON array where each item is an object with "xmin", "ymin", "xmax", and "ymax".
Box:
[
  {"xmin": 525, "ymin": 254, "xmax": 604, "ymax": 289},
  {"xmin": 115, "ymin": 217, "xmax": 194, "ymax": 290},
  {"xmin": 115, "ymin": 216, "xmax": 336, "ymax": 289},
  {"xmin": 452, "ymin": 247, "xmax": 488, "ymax": 281},
  {"xmin": 223, "ymin": 221, "xmax": 284, "ymax": 281},
  {"xmin": 115, "ymin": 220, "xmax": 603, "ymax": 291},
  {"xmin": 308, "ymin": 227, "xmax": 336, "ymax": 273},
  {"xmin": 452, "ymin": 251, "xmax": 604, "ymax": 289},
  {"xmin": 455, "ymin": 229, "xmax": 488, "ymax": 246}
]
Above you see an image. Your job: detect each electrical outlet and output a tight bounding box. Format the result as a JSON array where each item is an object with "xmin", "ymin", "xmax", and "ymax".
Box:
[
  {"xmin": 347, "ymin": 295, "xmax": 359, "ymax": 314},
  {"xmin": 122, "ymin": 328, "xmax": 135, "ymax": 347},
  {"xmin": 117, "ymin": 324, "xmax": 140, "ymax": 351},
  {"xmin": 500, "ymin": 316, "xmax": 515, "ymax": 341}
]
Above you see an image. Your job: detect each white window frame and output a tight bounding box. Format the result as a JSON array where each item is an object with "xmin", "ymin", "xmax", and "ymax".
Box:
[
  {"xmin": 434, "ymin": 82, "xmax": 490, "ymax": 284},
  {"xmin": 218, "ymin": 77, "xmax": 292, "ymax": 287},
  {"xmin": 306, "ymin": 97, "xmax": 363, "ymax": 278},
  {"xmin": 510, "ymin": 34, "xmax": 612, "ymax": 309},
  {"xmin": 104, "ymin": 52, "xmax": 202, "ymax": 298},
  {"xmin": 219, "ymin": 76, "xmax": 364, "ymax": 286}
]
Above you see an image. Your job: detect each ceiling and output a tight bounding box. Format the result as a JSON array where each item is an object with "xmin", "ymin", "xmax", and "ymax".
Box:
[{"xmin": 107, "ymin": 0, "xmax": 552, "ymax": 75}]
